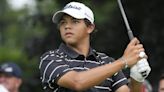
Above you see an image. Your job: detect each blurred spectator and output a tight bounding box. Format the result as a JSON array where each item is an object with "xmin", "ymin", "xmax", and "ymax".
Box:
[
  {"xmin": 159, "ymin": 73, "xmax": 164, "ymax": 92},
  {"xmin": 0, "ymin": 62, "xmax": 22, "ymax": 92},
  {"xmin": 141, "ymin": 79, "xmax": 153, "ymax": 92}
]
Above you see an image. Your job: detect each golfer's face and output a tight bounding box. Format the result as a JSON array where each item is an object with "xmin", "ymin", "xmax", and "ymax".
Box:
[
  {"xmin": 159, "ymin": 79, "xmax": 164, "ymax": 92},
  {"xmin": 59, "ymin": 14, "xmax": 89, "ymax": 45}
]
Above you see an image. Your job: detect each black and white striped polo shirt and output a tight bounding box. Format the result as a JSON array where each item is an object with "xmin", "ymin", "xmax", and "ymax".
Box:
[{"xmin": 39, "ymin": 43, "xmax": 128, "ymax": 92}]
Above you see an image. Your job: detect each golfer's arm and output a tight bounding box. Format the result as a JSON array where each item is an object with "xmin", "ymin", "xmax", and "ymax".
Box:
[
  {"xmin": 57, "ymin": 59, "xmax": 125, "ymax": 91},
  {"xmin": 129, "ymin": 78, "xmax": 142, "ymax": 92},
  {"xmin": 115, "ymin": 78, "xmax": 142, "ymax": 92}
]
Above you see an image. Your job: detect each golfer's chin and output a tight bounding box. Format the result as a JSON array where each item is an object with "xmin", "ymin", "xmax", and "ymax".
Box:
[{"xmin": 64, "ymin": 39, "xmax": 78, "ymax": 46}]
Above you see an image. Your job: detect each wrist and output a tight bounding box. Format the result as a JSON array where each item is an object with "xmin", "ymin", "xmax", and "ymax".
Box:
[{"xmin": 119, "ymin": 57, "xmax": 128, "ymax": 69}]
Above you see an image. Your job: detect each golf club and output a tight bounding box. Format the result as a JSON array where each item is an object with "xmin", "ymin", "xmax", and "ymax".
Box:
[{"xmin": 117, "ymin": 0, "xmax": 149, "ymax": 77}]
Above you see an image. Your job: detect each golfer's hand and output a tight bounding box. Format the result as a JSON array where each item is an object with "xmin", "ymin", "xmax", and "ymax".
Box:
[
  {"xmin": 122, "ymin": 38, "xmax": 145, "ymax": 67},
  {"xmin": 130, "ymin": 58, "xmax": 151, "ymax": 82}
]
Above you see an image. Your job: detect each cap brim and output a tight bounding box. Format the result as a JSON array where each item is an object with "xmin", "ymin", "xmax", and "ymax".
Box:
[{"xmin": 52, "ymin": 9, "xmax": 85, "ymax": 24}]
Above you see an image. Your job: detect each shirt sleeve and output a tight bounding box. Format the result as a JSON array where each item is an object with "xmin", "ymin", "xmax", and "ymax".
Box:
[
  {"xmin": 39, "ymin": 51, "xmax": 72, "ymax": 90},
  {"xmin": 100, "ymin": 54, "xmax": 128, "ymax": 91},
  {"xmin": 112, "ymin": 70, "xmax": 128, "ymax": 91}
]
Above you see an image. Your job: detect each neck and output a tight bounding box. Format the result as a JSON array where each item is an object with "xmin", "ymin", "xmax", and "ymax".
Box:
[{"xmin": 67, "ymin": 37, "xmax": 90, "ymax": 57}]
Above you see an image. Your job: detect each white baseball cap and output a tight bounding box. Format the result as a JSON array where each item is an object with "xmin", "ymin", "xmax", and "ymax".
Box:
[{"xmin": 52, "ymin": 2, "xmax": 94, "ymax": 24}]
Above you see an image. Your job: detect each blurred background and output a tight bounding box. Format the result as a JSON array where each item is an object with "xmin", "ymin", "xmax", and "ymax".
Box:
[{"xmin": 0, "ymin": 0, "xmax": 163, "ymax": 92}]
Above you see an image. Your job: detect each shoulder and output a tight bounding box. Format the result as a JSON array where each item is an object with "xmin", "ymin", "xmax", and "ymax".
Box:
[
  {"xmin": 39, "ymin": 49, "xmax": 65, "ymax": 69},
  {"xmin": 39, "ymin": 49, "xmax": 64, "ymax": 69},
  {"xmin": 40, "ymin": 49, "xmax": 64, "ymax": 61},
  {"xmin": 96, "ymin": 51, "xmax": 115, "ymax": 63},
  {"xmin": 40, "ymin": 50, "xmax": 57, "ymax": 58}
]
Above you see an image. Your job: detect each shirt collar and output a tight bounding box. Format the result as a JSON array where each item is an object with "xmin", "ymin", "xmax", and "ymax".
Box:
[{"xmin": 59, "ymin": 43, "xmax": 98, "ymax": 61}]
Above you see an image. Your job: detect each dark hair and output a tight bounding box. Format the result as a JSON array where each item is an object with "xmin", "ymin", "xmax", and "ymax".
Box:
[
  {"xmin": 160, "ymin": 74, "xmax": 164, "ymax": 81},
  {"xmin": 57, "ymin": 15, "xmax": 97, "ymax": 33},
  {"xmin": 84, "ymin": 18, "xmax": 98, "ymax": 34},
  {"xmin": 84, "ymin": 19, "xmax": 92, "ymax": 27},
  {"xmin": 57, "ymin": 15, "xmax": 92, "ymax": 29}
]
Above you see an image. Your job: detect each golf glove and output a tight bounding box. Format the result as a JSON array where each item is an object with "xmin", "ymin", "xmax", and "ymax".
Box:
[{"xmin": 130, "ymin": 58, "xmax": 151, "ymax": 82}]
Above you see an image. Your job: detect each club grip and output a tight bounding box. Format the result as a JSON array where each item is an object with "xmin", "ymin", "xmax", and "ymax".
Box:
[{"xmin": 128, "ymin": 30, "xmax": 134, "ymax": 40}]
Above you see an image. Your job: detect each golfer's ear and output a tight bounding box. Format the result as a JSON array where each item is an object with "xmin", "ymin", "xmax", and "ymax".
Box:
[{"xmin": 88, "ymin": 24, "xmax": 95, "ymax": 34}]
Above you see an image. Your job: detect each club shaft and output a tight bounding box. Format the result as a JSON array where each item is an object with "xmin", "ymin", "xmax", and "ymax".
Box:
[
  {"xmin": 117, "ymin": 0, "xmax": 149, "ymax": 78},
  {"xmin": 117, "ymin": 0, "xmax": 134, "ymax": 40}
]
